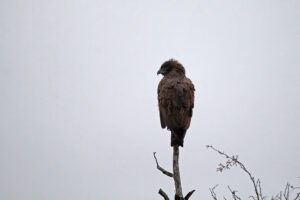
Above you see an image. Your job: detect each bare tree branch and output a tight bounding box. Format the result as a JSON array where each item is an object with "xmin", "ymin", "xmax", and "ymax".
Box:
[
  {"xmin": 154, "ymin": 147, "xmax": 196, "ymax": 200},
  {"xmin": 284, "ymin": 183, "xmax": 291, "ymax": 200},
  {"xmin": 210, "ymin": 184, "xmax": 219, "ymax": 200},
  {"xmin": 257, "ymin": 179, "xmax": 266, "ymax": 200},
  {"xmin": 228, "ymin": 186, "xmax": 241, "ymax": 200},
  {"xmin": 250, "ymin": 196, "xmax": 256, "ymax": 200},
  {"xmin": 153, "ymin": 152, "xmax": 173, "ymax": 177},
  {"xmin": 207, "ymin": 145, "xmax": 261, "ymax": 200},
  {"xmin": 293, "ymin": 193, "xmax": 300, "ymax": 200},
  {"xmin": 173, "ymin": 146, "xmax": 183, "ymax": 199},
  {"xmin": 207, "ymin": 145, "xmax": 299, "ymax": 200},
  {"xmin": 184, "ymin": 190, "xmax": 196, "ymax": 200},
  {"xmin": 159, "ymin": 188, "xmax": 170, "ymax": 200}
]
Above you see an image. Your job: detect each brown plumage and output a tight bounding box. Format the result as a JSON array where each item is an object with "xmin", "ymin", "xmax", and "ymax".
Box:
[{"xmin": 157, "ymin": 59, "xmax": 195, "ymax": 147}]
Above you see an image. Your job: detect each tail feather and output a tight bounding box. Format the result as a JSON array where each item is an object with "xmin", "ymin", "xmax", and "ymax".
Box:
[{"xmin": 171, "ymin": 129, "xmax": 186, "ymax": 147}]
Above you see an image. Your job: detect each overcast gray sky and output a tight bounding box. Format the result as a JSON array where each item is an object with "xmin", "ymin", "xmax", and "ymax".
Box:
[{"xmin": 0, "ymin": 0, "xmax": 299, "ymax": 199}]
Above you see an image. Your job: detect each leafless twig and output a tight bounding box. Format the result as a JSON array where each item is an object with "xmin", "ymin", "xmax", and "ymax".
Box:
[
  {"xmin": 184, "ymin": 190, "xmax": 196, "ymax": 200},
  {"xmin": 207, "ymin": 145, "xmax": 261, "ymax": 200},
  {"xmin": 228, "ymin": 186, "xmax": 241, "ymax": 200},
  {"xmin": 293, "ymin": 193, "xmax": 300, "ymax": 200},
  {"xmin": 153, "ymin": 152, "xmax": 173, "ymax": 177},
  {"xmin": 207, "ymin": 145, "xmax": 299, "ymax": 200},
  {"xmin": 159, "ymin": 188, "xmax": 170, "ymax": 200},
  {"xmin": 210, "ymin": 184, "xmax": 219, "ymax": 200}
]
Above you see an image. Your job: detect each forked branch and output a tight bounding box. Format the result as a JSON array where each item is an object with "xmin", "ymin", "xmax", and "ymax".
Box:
[
  {"xmin": 207, "ymin": 145, "xmax": 261, "ymax": 200},
  {"xmin": 153, "ymin": 147, "xmax": 195, "ymax": 200},
  {"xmin": 207, "ymin": 145, "xmax": 300, "ymax": 200},
  {"xmin": 153, "ymin": 152, "xmax": 173, "ymax": 178}
]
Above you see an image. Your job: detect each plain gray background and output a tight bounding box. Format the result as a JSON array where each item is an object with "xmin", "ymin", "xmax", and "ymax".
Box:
[{"xmin": 0, "ymin": 0, "xmax": 299, "ymax": 199}]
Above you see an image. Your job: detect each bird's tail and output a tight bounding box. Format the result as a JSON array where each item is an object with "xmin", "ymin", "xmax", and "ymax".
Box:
[{"xmin": 171, "ymin": 129, "xmax": 186, "ymax": 147}]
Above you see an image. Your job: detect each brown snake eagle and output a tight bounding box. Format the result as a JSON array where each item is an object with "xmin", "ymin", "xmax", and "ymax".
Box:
[{"xmin": 157, "ymin": 59, "xmax": 195, "ymax": 147}]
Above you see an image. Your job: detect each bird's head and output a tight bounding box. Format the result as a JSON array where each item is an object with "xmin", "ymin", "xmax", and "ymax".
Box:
[{"xmin": 157, "ymin": 59, "xmax": 185, "ymax": 76}]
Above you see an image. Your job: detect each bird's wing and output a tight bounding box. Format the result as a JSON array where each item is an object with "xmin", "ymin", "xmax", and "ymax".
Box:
[
  {"xmin": 158, "ymin": 78, "xmax": 195, "ymax": 129},
  {"xmin": 183, "ymin": 77, "xmax": 195, "ymax": 117},
  {"xmin": 159, "ymin": 108, "xmax": 166, "ymax": 128},
  {"xmin": 158, "ymin": 79, "xmax": 167, "ymax": 128}
]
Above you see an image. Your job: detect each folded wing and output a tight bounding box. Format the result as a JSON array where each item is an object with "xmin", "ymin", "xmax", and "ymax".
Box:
[{"xmin": 158, "ymin": 77, "xmax": 195, "ymax": 131}]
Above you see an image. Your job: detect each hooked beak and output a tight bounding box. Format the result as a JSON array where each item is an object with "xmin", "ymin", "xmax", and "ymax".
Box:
[{"xmin": 157, "ymin": 69, "xmax": 164, "ymax": 75}]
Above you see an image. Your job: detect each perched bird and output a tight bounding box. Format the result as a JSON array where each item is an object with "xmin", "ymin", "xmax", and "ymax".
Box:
[{"xmin": 157, "ymin": 59, "xmax": 195, "ymax": 147}]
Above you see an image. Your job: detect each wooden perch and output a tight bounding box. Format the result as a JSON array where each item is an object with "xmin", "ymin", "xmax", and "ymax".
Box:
[
  {"xmin": 154, "ymin": 147, "xmax": 195, "ymax": 200},
  {"xmin": 173, "ymin": 146, "xmax": 183, "ymax": 199}
]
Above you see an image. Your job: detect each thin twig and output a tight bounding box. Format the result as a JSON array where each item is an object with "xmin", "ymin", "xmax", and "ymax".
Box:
[
  {"xmin": 159, "ymin": 188, "xmax": 170, "ymax": 200},
  {"xmin": 153, "ymin": 152, "xmax": 173, "ymax": 177},
  {"xmin": 184, "ymin": 190, "xmax": 195, "ymax": 200},
  {"xmin": 284, "ymin": 183, "xmax": 290, "ymax": 200},
  {"xmin": 207, "ymin": 145, "xmax": 300, "ymax": 200},
  {"xmin": 250, "ymin": 195, "xmax": 256, "ymax": 200},
  {"xmin": 294, "ymin": 193, "xmax": 300, "ymax": 200},
  {"xmin": 257, "ymin": 179, "xmax": 266, "ymax": 200},
  {"xmin": 228, "ymin": 186, "xmax": 241, "ymax": 200},
  {"xmin": 207, "ymin": 145, "xmax": 261, "ymax": 200},
  {"xmin": 210, "ymin": 184, "xmax": 219, "ymax": 200}
]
